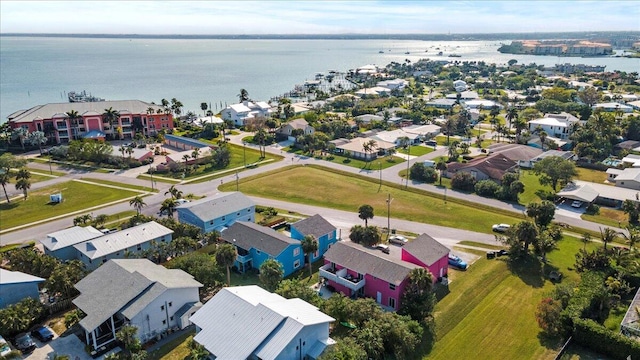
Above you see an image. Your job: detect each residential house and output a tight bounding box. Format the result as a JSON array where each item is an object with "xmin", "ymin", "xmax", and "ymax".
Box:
[
  {"xmin": 160, "ymin": 146, "xmax": 212, "ymax": 169},
  {"xmin": 612, "ymin": 168, "xmax": 640, "ymax": 190},
  {"xmin": 558, "ymin": 180, "xmax": 638, "ymax": 208},
  {"xmin": 488, "ymin": 143, "xmax": 544, "ymax": 162},
  {"xmin": 320, "ymin": 237, "xmax": 448, "ymax": 311},
  {"xmin": 615, "ymin": 141, "xmax": 640, "ymax": 153},
  {"xmin": 371, "ymin": 129, "xmax": 422, "ymax": 147},
  {"xmin": 453, "ymin": 80, "xmax": 467, "ymax": 92},
  {"xmin": 463, "ymin": 99, "xmax": 503, "ymax": 110},
  {"xmin": 330, "ymin": 137, "xmax": 396, "ymax": 160},
  {"xmin": 621, "ymin": 286, "xmax": 640, "ymax": 338},
  {"xmin": 592, "ymin": 102, "xmax": 633, "ymax": 113},
  {"xmin": 290, "ymin": 215, "xmax": 338, "ymax": 263},
  {"xmin": 402, "ymin": 124, "xmax": 442, "ymax": 139},
  {"xmin": 221, "ymin": 101, "xmax": 273, "ymax": 127},
  {"xmin": 74, "ymin": 221, "xmax": 174, "ymax": 270},
  {"xmin": 111, "ymin": 145, "xmax": 154, "ymax": 163},
  {"xmin": 176, "ymin": 192, "xmax": 255, "ymax": 233},
  {"xmin": 41, "ymin": 225, "xmax": 104, "ymax": 261},
  {"xmin": 354, "ymin": 114, "xmax": 384, "ymax": 124},
  {"xmin": 377, "ymin": 78, "xmax": 408, "ymax": 91},
  {"xmin": 446, "ymin": 90, "xmax": 479, "ymax": 100},
  {"xmin": 73, "ymin": 259, "xmax": 202, "ymax": 352},
  {"xmin": 621, "ymin": 154, "xmax": 640, "ymax": 167},
  {"xmin": 519, "ymin": 149, "xmax": 575, "ymax": 169},
  {"xmin": 628, "ymin": 100, "xmax": 640, "ymax": 111},
  {"xmin": 446, "ymin": 153, "xmax": 518, "ymax": 183},
  {"xmin": 164, "ymin": 134, "xmax": 214, "ymax": 151},
  {"xmin": 190, "ymin": 285, "xmax": 335, "ymax": 360},
  {"xmin": 220, "ymin": 221, "xmax": 304, "ymax": 276},
  {"xmin": 527, "ymin": 112, "xmax": 581, "ymax": 140},
  {"xmin": 355, "ymin": 87, "xmax": 392, "ymax": 97},
  {"xmin": 278, "ymin": 118, "xmax": 315, "ymax": 141},
  {"xmin": 0, "ymin": 269, "xmax": 45, "ymax": 309},
  {"xmin": 7, "ymin": 100, "xmax": 172, "ymax": 143},
  {"xmin": 424, "ymin": 98, "xmax": 456, "ymax": 109}
]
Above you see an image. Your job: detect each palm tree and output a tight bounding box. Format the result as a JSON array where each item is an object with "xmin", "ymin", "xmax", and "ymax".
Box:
[
  {"xmin": 259, "ymin": 258, "xmax": 284, "ymax": 292},
  {"xmin": 66, "ymin": 110, "xmax": 82, "ymax": 141},
  {"xmin": 581, "ymin": 233, "xmax": 592, "ymax": 251},
  {"xmin": 165, "ymin": 185, "xmax": 183, "ymax": 199},
  {"xmin": 621, "ymin": 226, "xmax": 640, "ymax": 252},
  {"xmin": 93, "ymin": 214, "xmax": 109, "ymax": 228},
  {"xmin": 358, "ymin": 204, "xmax": 374, "ymax": 227},
  {"xmin": 129, "ymin": 196, "xmax": 146, "ymax": 215},
  {"xmin": 0, "ymin": 172, "xmax": 11, "ymax": 203},
  {"xmin": 200, "ymin": 102, "xmax": 208, "ymax": 116},
  {"xmin": 599, "ymin": 227, "xmax": 618, "ymax": 251},
  {"xmin": 11, "ymin": 128, "xmax": 28, "ymax": 150},
  {"xmin": 505, "ymin": 107, "xmax": 518, "ymax": 130},
  {"xmin": 160, "ymin": 198, "xmax": 177, "ymax": 218},
  {"xmin": 216, "ymin": 243, "xmax": 237, "ymax": 286},
  {"xmin": 191, "ymin": 147, "xmax": 201, "ymax": 163},
  {"xmin": 301, "ymin": 235, "xmax": 319, "ymax": 278},
  {"xmin": 238, "ymin": 89, "xmax": 249, "ymax": 103},
  {"xmin": 161, "ymin": 98, "xmax": 170, "ymax": 108},
  {"xmin": 27, "ymin": 131, "xmax": 47, "ymax": 155},
  {"xmin": 182, "ymin": 154, "xmax": 191, "ymax": 167},
  {"xmin": 102, "ymin": 107, "xmax": 120, "ymax": 135},
  {"xmin": 119, "ymin": 146, "xmax": 126, "ymax": 162},
  {"xmin": 14, "ymin": 168, "xmax": 31, "ymax": 200}
]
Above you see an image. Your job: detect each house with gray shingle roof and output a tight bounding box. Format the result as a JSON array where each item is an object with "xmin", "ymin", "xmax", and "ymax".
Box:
[
  {"xmin": 176, "ymin": 192, "xmax": 255, "ymax": 233},
  {"xmin": 73, "ymin": 259, "xmax": 202, "ymax": 352},
  {"xmin": 320, "ymin": 237, "xmax": 449, "ymax": 311},
  {"xmin": 290, "ymin": 215, "xmax": 338, "ymax": 264},
  {"xmin": 220, "ymin": 221, "xmax": 304, "ymax": 277},
  {"xmin": 191, "ymin": 285, "xmax": 335, "ymax": 360}
]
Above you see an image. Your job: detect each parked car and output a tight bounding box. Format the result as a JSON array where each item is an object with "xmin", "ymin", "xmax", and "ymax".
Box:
[
  {"xmin": 376, "ymin": 244, "xmax": 390, "ymax": 254},
  {"xmin": 389, "ymin": 235, "xmax": 408, "ymax": 246},
  {"xmin": 425, "ymin": 140, "xmax": 437, "ymax": 147},
  {"xmin": 571, "ymin": 200, "xmax": 583, "ymax": 208},
  {"xmin": 31, "ymin": 325, "xmax": 55, "ymax": 342},
  {"xmin": 176, "ymin": 198, "xmax": 191, "ymax": 205},
  {"xmin": 14, "ymin": 333, "xmax": 35, "ymax": 353},
  {"xmin": 496, "ymin": 249, "xmax": 509, "ymax": 257},
  {"xmin": 0, "ymin": 336, "xmax": 12, "ymax": 357},
  {"xmin": 448, "ymin": 254, "xmax": 468, "ymax": 270},
  {"xmin": 492, "ymin": 224, "xmax": 511, "ymax": 233}
]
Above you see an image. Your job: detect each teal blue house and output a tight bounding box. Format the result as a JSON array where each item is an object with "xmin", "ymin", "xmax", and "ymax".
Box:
[
  {"xmin": 220, "ymin": 221, "xmax": 304, "ymax": 277},
  {"xmin": 290, "ymin": 215, "xmax": 338, "ymax": 264}
]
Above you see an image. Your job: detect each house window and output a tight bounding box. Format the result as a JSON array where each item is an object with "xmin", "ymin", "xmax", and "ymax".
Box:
[
  {"xmin": 314, "ymin": 250, "xmax": 319, "ymax": 258},
  {"xmin": 237, "ymin": 212, "xmax": 240, "ymax": 216},
  {"xmin": 294, "ymin": 260, "xmax": 301, "ymax": 268},
  {"xmin": 247, "ymin": 209, "xmax": 251, "ymax": 212},
  {"xmin": 294, "ymin": 248, "xmax": 300, "ymax": 256},
  {"xmin": 162, "ymin": 320, "xmax": 166, "ymax": 325},
  {"xmin": 210, "ymin": 221, "xmax": 214, "ymax": 225},
  {"xmin": 389, "ymin": 297, "xmax": 396, "ymax": 308},
  {"xmin": 470, "ymin": 170, "xmax": 477, "ymax": 179},
  {"xmin": 102, "ymin": 258, "xmax": 107, "ymax": 263},
  {"xmin": 389, "ymin": 283, "xmax": 396, "ymax": 290},
  {"xmin": 169, "ymin": 302, "xmax": 172, "ymax": 307},
  {"xmin": 221, "ymin": 216, "xmax": 226, "ymax": 221},
  {"xmin": 161, "ymin": 305, "xmax": 165, "ymax": 311},
  {"xmin": 170, "ymin": 316, "xmax": 174, "ymax": 321},
  {"xmin": 256, "ymin": 249, "xmax": 261, "ymax": 254}
]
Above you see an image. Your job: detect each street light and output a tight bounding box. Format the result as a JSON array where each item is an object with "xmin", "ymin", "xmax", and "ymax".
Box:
[
  {"xmin": 149, "ymin": 166, "xmax": 154, "ymax": 190},
  {"xmin": 235, "ymin": 170, "xmax": 239, "ymax": 191}
]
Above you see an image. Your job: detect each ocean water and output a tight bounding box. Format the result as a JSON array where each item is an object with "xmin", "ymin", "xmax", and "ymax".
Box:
[{"xmin": 1, "ymin": 36, "xmax": 639, "ymax": 122}]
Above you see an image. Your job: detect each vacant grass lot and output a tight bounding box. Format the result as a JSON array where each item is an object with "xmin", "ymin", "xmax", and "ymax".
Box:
[
  {"xmin": 429, "ymin": 235, "xmax": 598, "ymax": 360},
  {"xmin": 81, "ymin": 177, "xmax": 155, "ymax": 192},
  {"xmin": 396, "ymin": 145, "xmax": 434, "ymax": 156},
  {"xmin": 0, "ymin": 180, "xmax": 139, "ymax": 230},
  {"xmin": 576, "ymin": 167, "xmax": 608, "ymax": 184},
  {"xmin": 221, "ymin": 165, "xmax": 523, "ymax": 233},
  {"xmin": 582, "ymin": 207, "xmax": 628, "ymax": 229}
]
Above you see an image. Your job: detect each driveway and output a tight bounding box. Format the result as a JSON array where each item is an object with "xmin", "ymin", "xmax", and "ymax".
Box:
[{"xmin": 26, "ymin": 332, "xmax": 119, "ymax": 360}]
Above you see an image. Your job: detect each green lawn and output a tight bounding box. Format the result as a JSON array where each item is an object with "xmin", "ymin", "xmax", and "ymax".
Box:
[
  {"xmin": 396, "ymin": 145, "xmax": 434, "ymax": 156},
  {"xmin": 221, "ymin": 165, "xmax": 524, "ymax": 233},
  {"xmin": 322, "ymin": 153, "xmax": 405, "ymax": 171},
  {"xmin": 0, "ymin": 181, "xmax": 139, "ymax": 230},
  {"xmin": 80, "ymin": 177, "xmax": 155, "ymax": 192},
  {"xmin": 581, "ymin": 207, "xmax": 628, "ymax": 229},
  {"xmin": 518, "ymin": 170, "xmax": 554, "ymax": 205},
  {"xmin": 457, "ymin": 241, "xmax": 504, "ymax": 250},
  {"xmin": 148, "ymin": 332, "xmax": 194, "ymax": 360},
  {"xmin": 576, "ymin": 167, "xmax": 608, "ymax": 184},
  {"xmin": 429, "ymin": 235, "xmax": 593, "ymax": 359}
]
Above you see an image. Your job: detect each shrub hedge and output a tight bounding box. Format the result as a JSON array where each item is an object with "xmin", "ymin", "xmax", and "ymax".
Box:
[{"xmin": 573, "ymin": 318, "xmax": 640, "ymax": 360}]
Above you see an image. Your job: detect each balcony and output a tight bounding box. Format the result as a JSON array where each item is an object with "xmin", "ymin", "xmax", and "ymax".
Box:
[
  {"xmin": 236, "ymin": 253, "xmax": 251, "ymax": 263},
  {"xmin": 319, "ymin": 264, "xmax": 366, "ymax": 292}
]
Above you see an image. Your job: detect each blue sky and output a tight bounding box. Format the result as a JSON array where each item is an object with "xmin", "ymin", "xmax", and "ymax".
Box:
[{"xmin": 1, "ymin": 1, "xmax": 638, "ymax": 34}]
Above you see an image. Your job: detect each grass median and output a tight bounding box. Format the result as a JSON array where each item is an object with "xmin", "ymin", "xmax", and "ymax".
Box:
[
  {"xmin": 221, "ymin": 164, "xmax": 524, "ymax": 233},
  {"xmin": 0, "ymin": 180, "xmax": 139, "ymax": 230}
]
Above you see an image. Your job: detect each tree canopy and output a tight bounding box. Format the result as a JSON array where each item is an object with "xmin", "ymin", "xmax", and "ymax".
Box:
[{"xmin": 532, "ymin": 156, "xmax": 578, "ymax": 192}]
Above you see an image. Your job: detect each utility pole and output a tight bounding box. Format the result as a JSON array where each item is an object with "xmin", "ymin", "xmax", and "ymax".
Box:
[
  {"xmin": 378, "ymin": 161, "xmax": 382, "ymax": 187},
  {"xmin": 149, "ymin": 166, "xmax": 154, "ymax": 190},
  {"xmin": 386, "ymin": 193, "xmax": 393, "ymax": 240},
  {"xmin": 243, "ymin": 141, "xmax": 246, "ymax": 168},
  {"xmin": 405, "ymin": 142, "xmax": 410, "ymax": 189},
  {"xmin": 235, "ymin": 170, "xmax": 239, "ymax": 191}
]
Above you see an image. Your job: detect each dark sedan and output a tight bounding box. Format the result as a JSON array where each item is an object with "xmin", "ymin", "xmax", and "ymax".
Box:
[{"xmin": 31, "ymin": 325, "xmax": 54, "ymax": 342}]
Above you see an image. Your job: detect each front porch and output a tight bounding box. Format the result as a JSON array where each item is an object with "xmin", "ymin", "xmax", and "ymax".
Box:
[{"xmin": 319, "ymin": 264, "xmax": 366, "ymax": 292}]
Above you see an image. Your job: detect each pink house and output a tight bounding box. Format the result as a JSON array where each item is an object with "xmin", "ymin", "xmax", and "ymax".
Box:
[{"xmin": 320, "ymin": 234, "xmax": 449, "ymax": 311}]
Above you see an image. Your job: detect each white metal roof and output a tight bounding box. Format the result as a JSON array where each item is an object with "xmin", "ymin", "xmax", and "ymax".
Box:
[
  {"xmin": 73, "ymin": 221, "xmax": 173, "ymax": 260},
  {"xmin": 176, "ymin": 191, "xmax": 255, "ymax": 222},
  {"xmin": 0, "ymin": 268, "xmax": 45, "ymax": 285},
  {"xmin": 191, "ymin": 286, "xmax": 334, "ymax": 359},
  {"xmin": 41, "ymin": 225, "xmax": 104, "ymax": 251}
]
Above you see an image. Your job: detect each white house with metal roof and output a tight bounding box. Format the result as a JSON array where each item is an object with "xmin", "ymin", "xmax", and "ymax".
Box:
[
  {"xmin": 527, "ymin": 112, "xmax": 581, "ymax": 140},
  {"xmin": 0, "ymin": 269, "xmax": 45, "ymax": 309},
  {"xmin": 176, "ymin": 192, "xmax": 255, "ymax": 233},
  {"xmin": 592, "ymin": 102, "xmax": 633, "ymax": 113},
  {"xmin": 41, "ymin": 225, "xmax": 104, "ymax": 261},
  {"xmin": 190, "ymin": 285, "xmax": 335, "ymax": 360},
  {"xmin": 73, "ymin": 221, "xmax": 173, "ymax": 270},
  {"xmin": 221, "ymin": 101, "xmax": 273, "ymax": 127},
  {"xmin": 613, "ymin": 168, "xmax": 640, "ymax": 190},
  {"xmin": 73, "ymin": 259, "xmax": 202, "ymax": 353}
]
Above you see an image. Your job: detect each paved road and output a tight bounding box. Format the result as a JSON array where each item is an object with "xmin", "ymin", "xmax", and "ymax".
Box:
[{"xmin": 0, "ymin": 135, "xmax": 624, "ymax": 245}]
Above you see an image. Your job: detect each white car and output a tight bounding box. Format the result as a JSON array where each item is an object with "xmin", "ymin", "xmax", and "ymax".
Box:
[
  {"xmin": 492, "ymin": 224, "xmax": 511, "ymax": 233},
  {"xmin": 0, "ymin": 336, "xmax": 12, "ymax": 357},
  {"xmin": 571, "ymin": 200, "xmax": 583, "ymax": 208},
  {"xmin": 176, "ymin": 198, "xmax": 190, "ymax": 205},
  {"xmin": 376, "ymin": 244, "xmax": 390, "ymax": 254},
  {"xmin": 389, "ymin": 235, "xmax": 408, "ymax": 246}
]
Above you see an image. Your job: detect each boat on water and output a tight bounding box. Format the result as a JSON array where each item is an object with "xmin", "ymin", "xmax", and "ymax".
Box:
[
  {"xmin": 68, "ymin": 90, "xmax": 104, "ymax": 103},
  {"xmin": 437, "ymin": 51, "xmax": 443, "ymax": 56},
  {"xmin": 378, "ymin": 50, "xmax": 384, "ymax": 54},
  {"xmin": 448, "ymin": 54, "xmax": 462, "ymax": 57}
]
